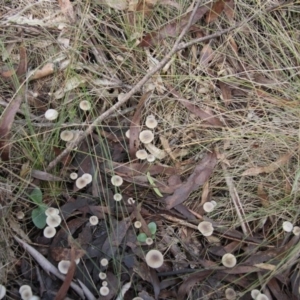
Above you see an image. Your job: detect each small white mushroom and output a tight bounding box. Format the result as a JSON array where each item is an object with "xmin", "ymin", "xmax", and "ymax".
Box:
[
  {"xmin": 111, "ymin": 175, "xmax": 123, "ymax": 187},
  {"xmin": 75, "ymin": 177, "xmax": 88, "ymax": 189},
  {"xmin": 256, "ymin": 294, "xmax": 269, "ymax": 300},
  {"xmin": 147, "ymin": 154, "xmax": 155, "ymax": 162},
  {"xmin": 293, "ymin": 226, "xmax": 300, "ymax": 236},
  {"xmin": 19, "ymin": 285, "xmax": 32, "ymax": 294},
  {"xmin": 225, "ymin": 287, "xmax": 236, "ymax": 300},
  {"xmin": 211, "ymin": 200, "xmax": 217, "ymax": 207},
  {"xmin": 60, "ymin": 130, "xmax": 74, "ymax": 142},
  {"xmin": 251, "ymin": 289, "xmax": 261, "ymax": 299},
  {"xmin": 145, "ymin": 238, "xmax": 153, "ymax": 245},
  {"xmin": 45, "ymin": 109, "xmax": 58, "ymax": 121},
  {"xmin": 125, "ymin": 129, "xmax": 130, "ymax": 138},
  {"xmin": 136, "ymin": 149, "xmax": 148, "ymax": 160},
  {"xmin": 16, "ymin": 211, "xmax": 25, "ymax": 220},
  {"xmin": 99, "ymin": 287, "xmax": 109, "ymax": 296},
  {"xmin": 144, "ymin": 143, "xmax": 166, "ymax": 160},
  {"xmin": 89, "ymin": 216, "xmax": 99, "ymax": 226},
  {"xmin": 58, "ymin": 260, "xmax": 71, "ymax": 274},
  {"xmin": 282, "ymin": 221, "xmax": 293, "ymax": 232},
  {"xmin": 145, "ymin": 115, "xmax": 158, "ymax": 129},
  {"xmin": 46, "ymin": 215, "xmax": 61, "ymax": 227},
  {"xmin": 79, "ymin": 100, "xmax": 91, "ymax": 111},
  {"xmin": 99, "ymin": 272, "xmax": 107, "ymax": 280},
  {"xmin": 0, "ymin": 285, "xmax": 6, "ymax": 300},
  {"xmin": 197, "ymin": 221, "xmax": 214, "ymax": 236},
  {"xmin": 28, "ymin": 296, "xmax": 40, "ymax": 300},
  {"xmin": 102, "ymin": 281, "xmax": 108, "ymax": 287},
  {"xmin": 134, "ymin": 221, "xmax": 142, "ymax": 228},
  {"xmin": 82, "ymin": 173, "xmax": 92, "ymax": 184},
  {"xmin": 139, "ymin": 130, "xmax": 154, "ymax": 144},
  {"xmin": 145, "ymin": 249, "xmax": 164, "ymax": 268},
  {"xmin": 128, "ymin": 198, "xmax": 135, "ymax": 205},
  {"xmin": 43, "ymin": 226, "xmax": 56, "ymax": 238},
  {"xmin": 70, "ymin": 172, "xmax": 78, "ymax": 180},
  {"xmin": 203, "ymin": 202, "xmax": 215, "ymax": 213},
  {"xmin": 132, "ymin": 298, "xmax": 143, "ymax": 300},
  {"xmin": 222, "ymin": 253, "xmax": 237, "ymax": 268},
  {"xmin": 113, "ymin": 193, "xmax": 122, "ymax": 201},
  {"xmin": 21, "ymin": 288, "xmax": 33, "ymax": 300},
  {"xmin": 45, "ymin": 207, "xmax": 59, "ymax": 217},
  {"xmin": 100, "ymin": 258, "xmax": 109, "ymax": 267}
]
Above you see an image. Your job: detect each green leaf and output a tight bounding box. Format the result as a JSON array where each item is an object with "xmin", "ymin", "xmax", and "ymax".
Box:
[
  {"xmin": 148, "ymin": 222, "xmax": 157, "ymax": 235},
  {"xmin": 146, "ymin": 172, "xmax": 163, "ymax": 197},
  {"xmin": 29, "ymin": 187, "xmax": 43, "ymax": 205},
  {"xmin": 137, "ymin": 233, "xmax": 147, "ymax": 243},
  {"xmin": 32, "ymin": 206, "xmax": 47, "ymax": 229}
]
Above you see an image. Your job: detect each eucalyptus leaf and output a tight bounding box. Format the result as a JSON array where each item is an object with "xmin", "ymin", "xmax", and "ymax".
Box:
[
  {"xmin": 148, "ymin": 222, "xmax": 157, "ymax": 235},
  {"xmin": 146, "ymin": 172, "xmax": 163, "ymax": 197},
  {"xmin": 29, "ymin": 187, "xmax": 43, "ymax": 205},
  {"xmin": 32, "ymin": 206, "xmax": 47, "ymax": 229},
  {"xmin": 137, "ymin": 233, "xmax": 147, "ymax": 243}
]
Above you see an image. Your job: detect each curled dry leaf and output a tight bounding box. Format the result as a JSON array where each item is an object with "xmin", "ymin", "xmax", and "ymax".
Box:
[{"xmin": 205, "ymin": 0, "xmax": 226, "ymax": 24}]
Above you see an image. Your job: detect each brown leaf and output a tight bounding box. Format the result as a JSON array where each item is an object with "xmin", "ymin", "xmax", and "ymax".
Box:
[
  {"xmin": 50, "ymin": 247, "xmax": 85, "ymax": 262},
  {"xmin": 205, "ymin": 0, "xmax": 225, "ymax": 24},
  {"xmin": 199, "ymin": 44, "xmax": 214, "ymax": 66},
  {"xmin": 165, "ymin": 151, "xmax": 217, "ymax": 209},
  {"xmin": 58, "ymin": 0, "xmax": 76, "ymax": 23},
  {"xmin": 30, "ymin": 63, "xmax": 55, "ymax": 80},
  {"xmin": 219, "ymin": 81, "xmax": 232, "ymax": 106},
  {"xmin": 139, "ymin": 5, "xmax": 209, "ymax": 47},
  {"xmin": 257, "ymin": 183, "xmax": 270, "ymax": 208},
  {"xmin": 223, "ymin": 0, "xmax": 235, "ymax": 22}
]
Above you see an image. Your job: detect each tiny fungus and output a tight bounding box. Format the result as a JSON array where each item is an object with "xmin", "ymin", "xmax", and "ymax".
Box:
[
  {"xmin": 100, "ymin": 258, "xmax": 109, "ymax": 267},
  {"xmin": 293, "ymin": 226, "xmax": 300, "ymax": 236},
  {"xmin": 225, "ymin": 287, "xmax": 236, "ymax": 300},
  {"xmin": 99, "ymin": 272, "xmax": 107, "ymax": 280},
  {"xmin": 111, "ymin": 175, "xmax": 123, "ymax": 187},
  {"xmin": 113, "ymin": 193, "xmax": 122, "ymax": 201},
  {"xmin": 203, "ymin": 202, "xmax": 215, "ymax": 213},
  {"xmin": 89, "ymin": 216, "xmax": 99, "ymax": 226},
  {"xmin": 46, "ymin": 215, "xmax": 61, "ymax": 227},
  {"xmin": 125, "ymin": 129, "xmax": 130, "ymax": 138},
  {"xmin": 197, "ymin": 221, "xmax": 214, "ymax": 236},
  {"xmin": 251, "ymin": 289, "xmax": 261, "ymax": 299},
  {"xmin": 136, "ymin": 149, "xmax": 148, "ymax": 160},
  {"xmin": 145, "ymin": 237, "xmax": 153, "ymax": 245},
  {"xmin": 134, "ymin": 221, "xmax": 142, "ymax": 228},
  {"xmin": 19, "ymin": 285, "xmax": 33, "ymax": 300},
  {"xmin": 222, "ymin": 253, "xmax": 237, "ymax": 268},
  {"xmin": 45, "ymin": 207, "xmax": 59, "ymax": 216},
  {"xmin": 19, "ymin": 285, "xmax": 32, "ymax": 294},
  {"xmin": 79, "ymin": 100, "xmax": 91, "ymax": 111},
  {"xmin": 132, "ymin": 298, "xmax": 143, "ymax": 300},
  {"xmin": 102, "ymin": 281, "xmax": 108, "ymax": 287},
  {"xmin": 211, "ymin": 200, "xmax": 217, "ymax": 207},
  {"xmin": 128, "ymin": 197, "xmax": 135, "ymax": 205},
  {"xmin": 99, "ymin": 286, "xmax": 109, "ymax": 296},
  {"xmin": 43, "ymin": 226, "xmax": 56, "ymax": 238},
  {"xmin": 75, "ymin": 177, "xmax": 88, "ymax": 189},
  {"xmin": 147, "ymin": 154, "xmax": 155, "ymax": 162},
  {"xmin": 60, "ymin": 130, "xmax": 74, "ymax": 142},
  {"xmin": 58, "ymin": 260, "xmax": 71, "ymax": 274},
  {"xmin": 256, "ymin": 294, "xmax": 269, "ymax": 300},
  {"xmin": 0, "ymin": 285, "xmax": 6, "ymax": 299},
  {"xmin": 45, "ymin": 109, "xmax": 58, "ymax": 121},
  {"xmin": 144, "ymin": 143, "xmax": 166, "ymax": 159},
  {"xmin": 82, "ymin": 173, "xmax": 92, "ymax": 184},
  {"xmin": 145, "ymin": 249, "xmax": 164, "ymax": 268},
  {"xmin": 16, "ymin": 211, "xmax": 25, "ymax": 220},
  {"xmin": 145, "ymin": 115, "xmax": 158, "ymax": 129},
  {"xmin": 282, "ymin": 221, "xmax": 293, "ymax": 232},
  {"xmin": 139, "ymin": 130, "xmax": 154, "ymax": 144},
  {"xmin": 70, "ymin": 172, "xmax": 78, "ymax": 180}
]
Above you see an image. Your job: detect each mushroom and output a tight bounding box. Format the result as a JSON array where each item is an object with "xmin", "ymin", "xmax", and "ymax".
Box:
[
  {"xmin": 70, "ymin": 172, "xmax": 78, "ymax": 180},
  {"xmin": 222, "ymin": 253, "xmax": 237, "ymax": 268},
  {"xmin": 46, "ymin": 215, "xmax": 61, "ymax": 227},
  {"xmin": 145, "ymin": 249, "xmax": 164, "ymax": 268},
  {"xmin": 225, "ymin": 288, "xmax": 236, "ymax": 300},
  {"xmin": 0, "ymin": 285, "xmax": 6, "ymax": 300},
  {"xmin": 282, "ymin": 221, "xmax": 293, "ymax": 232},
  {"xmin": 251, "ymin": 289, "xmax": 261, "ymax": 299},
  {"xmin": 211, "ymin": 200, "xmax": 217, "ymax": 207},
  {"xmin": 125, "ymin": 129, "xmax": 130, "ymax": 138},
  {"xmin": 102, "ymin": 281, "xmax": 108, "ymax": 287},
  {"xmin": 20, "ymin": 288, "xmax": 33, "ymax": 300},
  {"xmin": 19, "ymin": 285, "xmax": 32, "ymax": 294},
  {"xmin": 75, "ymin": 177, "xmax": 88, "ymax": 189},
  {"xmin": 100, "ymin": 258, "xmax": 109, "ymax": 267},
  {"xmin": 28, "ymin": 296, "xmax": 40, "ymax": 300},
  {"xmin": 45, "ymin": 207, "xmax": 59, "ymax": 216},
  {"xmin": 89, "ymin": 216, "xmax": 99, "ymax": 226},
  {"xmin": 58, "ymin": 260, "xmax": 71, "ymax": 274},
  {"xmin": 132, "ymin": 298, "xmax": 143, "ymax": 300},
  {"xmin": 256, "ymin": 294, "xmax": 269, "ymax": 300},
  {"xmin": 128, "ymin": 198, "xmax": 135, "ymax": 205},
  {"xmin": 144, "ymin": 143, "xmax": 166, "ymax": 160},
  {"xmin": 45, "ymin": 109, "xmax": 58, "ymax": 121},
  {"xmin": 203, "ymin": 202, "xmax": 214, "ymax": 213},
  {"xmin": 16, "ymin": 211, "xmax": 25, "ymax": 220},
  {"xmin": 134, "ymin": 221, "xmax": 142, "ymax": 228},
  {"xmin": 139, "ymin": 130, "xmax": 154, "ymax": 144},
  {"xmin": 145, "ymin": 115, "xmax": 158, "ymax": 129},
  {"xmin": 99, "ymin": 287, "xmax": 109, "ymax": 296},
  {"xmin": 147, "ymin": 154, "xmax": 155, "ymax": 162},
  {"xmin": 79, "ymin": 100, "xmax": 91, "ymax": 111},
  {"xmin": 136, "ymin": 149, "xmax": 148, "ymax": 160},
  {"xmin": 111, "ymin": 175, "xmax": 123, "ymax": 187},
  {"xmin": 293, "ymin": 226, "xmax": 300, "ymax": 236},
  {"xmin": 43, "ymin": 226, "xmax": 56, "ymax": 238},
  {"xmin": 197, "ymin": 221, "xmax": 214, "ymax": 236},
  {"xmin": 99, "ymin": 272, "xmax": 107, "ymax": 280},
  {"xmin": 60, "ymin": 130, "xmax": 74, "ymax": 142},
  {"xmin": 113, "ymin": 193, "xmax": 122, "ymax": 201},
  {"xmin": 145, "ymin": 238, "xmax": 153, "ymax": 245},
  {"xmin": 82, "ymin": 173, "xmax": 92, "ymax": 184}
]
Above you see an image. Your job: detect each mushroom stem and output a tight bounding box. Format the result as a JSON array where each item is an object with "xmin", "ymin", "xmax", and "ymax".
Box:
[{"xmin": 144, "ymin": 143, "xmax": 166, "ymax": 160}]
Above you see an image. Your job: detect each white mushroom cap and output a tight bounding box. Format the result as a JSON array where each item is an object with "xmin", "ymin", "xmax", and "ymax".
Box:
[
  {"xmin": 293, "ymin": 226, "xmax": 300, "ymax": 236},
  {"xmin": 29, "ymin": 296, "xmax": 41, "ymax": 300},
  {"xmin": 256, "ymin": 294, "xmax": 269, "ymax": 300},
  {"xmin": 70, "ymin": 172, "xmax": 78, "ymax": 180},
  {"xmin": 128, "ymin": 198, "xmax": 135, "ymax": 205},
  {"xmin": 60, "ymin": 130, "xmax": 74, "ymax": 142},
  {"xmin": 102, "ymin": 281, "xmax": 108, "ymax": 287},
  {"xmin": 16, "ymin": 211, "xmax": 25, "ymax": 219},
  {"xmin": 0, "ymin": 285, "xmax": 6, "ymax": 300},
  {"xmin": 147, "ymin": 154, "xmax": 155, "ymax": 162},
  {"xmin": 99, "ymin": 286, "xmax": 109, "ymax": 296},
  {"xmin": 134, "ymin": 221, "xmax": 142, "ymax": 228},
  {"xmin": 82, "ymin": 173, "xmax": 92, "ymax": 184},
  {"xmin": 43, "ymin": 226, "xmax": 56, "ymax": 238},
  {"xmin": 211, "ymin": 200, "xmax": 217, "ymax": 207},
  {"xmin": 222, "ymin": 253, "xmax": 237, "ymax": 268},
  {"xmin": 132, "ymin": 298, "xmax": 143, "ymax": 300},
  {"xmin": 45, "ymin": 207, "xmax": 59, "ymax": 216},
  {"xmin": 113, "ymin": 193, "xmax": 122, "ymax": 201},
  {"xmin": 19, "ymin": 285, "xmax": 32, "ymax": 294},
  {"xmin": 75, "ymin": 258, "xmax": 80, "ymax": 264},
  {"xmin": 46, "ymin": 215, "xmax": 61, "ymax": 227},
  {"xmin": 58, "ymin": 260, "xmax": 71, "ymax": 274},
  {"xmin": 99, "ymin": 272, "xmax": 107, "ymax": 280},
  {"xmin": 145, "ymin": 249, "xmax": 164, "ymax": 268},
  {"xmin": 45, "ymin": 109, "xmax": 58, "ymax": 121},
  {"xmin": 282, "ymin": 221, "xmax": 293, "ymax": 232},
  {"xmin": 100, "ymin": 258, "xmax": 109, "ymax": 267},
  {"xmin": 203, "ymin": 202, "xmax": 215, "ymax": 213},
  {"xmin": 139, "ymin": 130, "xmax": 154, "ymax": 144},
  {"xmin": 145, "ymin": 116, "xmax": 158, "ymax": 129},
  {"xmin": 111, "ymin": 175, "xmax": 123, "ymax": 187},
  {"xmin": 145, "ymin": 238, "xmax": 153, "ymax": 245},
  {"xmin": 125, "ymin": 129, "xmax": 130, "ymax": 138},
  {"xmin": 79, "ymin": 100, "xmax": 91, "ymax": 111},
  {"xmin": 89, "ymin": 215, "xmax": 99, "ymax": 226},
  {"xmin": 21, "ymin": 288, "xmax": 33, "ymax": 300},
  {"xmin": 75, "ymin": 177, "xmax": 88, "ymax": 189},
  {"xmin": 251, "ymin": 289, "xmax": 261, "ymax": 299},
  {"xmin": 197, "ymin": 221, "xmax": 214, "ymax": 236},
  {"xmin": 136, "ymin": 149, "xmax": 148, "ymax": 160},
  {"xmin": 225, "ymin": 287, "xmax": 236, "ymax": 300}
]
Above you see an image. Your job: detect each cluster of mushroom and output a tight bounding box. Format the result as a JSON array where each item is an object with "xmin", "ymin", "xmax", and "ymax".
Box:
[
  {"xmin": 203, "ymin": 200, "xmax": 217, "ymax": 213},
  {"xmin": 43, "ymin": 207, "xmax": 62, "ymax": 238},
  {"xmin": 134, "ymin": 221, "xmax": 154, "ymax": 245},
  {"xmin": 99, "ymin": 259, "xmax": 110, "ymax": 296},
  {"xmin": 111, "ymin": 175, "xmax": 124, "ymax": 202},
  {"xmin": 251, "ymin": 289, "xmax": 269, "ymax": 300},
  {"xmin": 282, "ymin": 221, "xmax": 300, "ymax": 235},
  {"xmin": 71, "ymin": 172, "xmax": 93, "ymax": 190},
  {"xmin": 19, "ymin": 285, "xmax": 40, "ymax": 300},
  {"xmin": 126, "ymin": 115, "xmax": 165, "ymax": 162}
]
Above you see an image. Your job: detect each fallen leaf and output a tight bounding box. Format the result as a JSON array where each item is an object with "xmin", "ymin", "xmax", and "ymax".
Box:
[
  {"xmin": 104, "ymin": 0, "xmax": 127, "ymax": 10},
  {"xmin": 165, "ymin": 151, "xmax": 217, "ymax": 209},
  {"xmin": 199, "ymin": 44, "xmax": 214, "ymax": 66},
  {"xmin": 50, "ymin": 247, "xmax": 85, "ymax": 262},
  {"xmin": 257, "ymin": 183, "xmax": 270, "ymax": 208},
  {"xmin": 219, "ymin": 81, "xmax": 232, "ymax": 106},
  {"xmin": 31, "ymin": 170, "xmax": 63, "ymax": 181},
  {"xmin": 29, "ymin": 63, "xmax": 55, "ymax": 80},
  {"xmin": 58, "ymin": 0, "xmax": 76, "ymax": 23},
  {"xmin": 223, "ymin": 0, "xmax": 235, "ymax": 22},
  {"xmin": 205, "ymin": 0, "xmax": 225, "ymax": 24}
]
